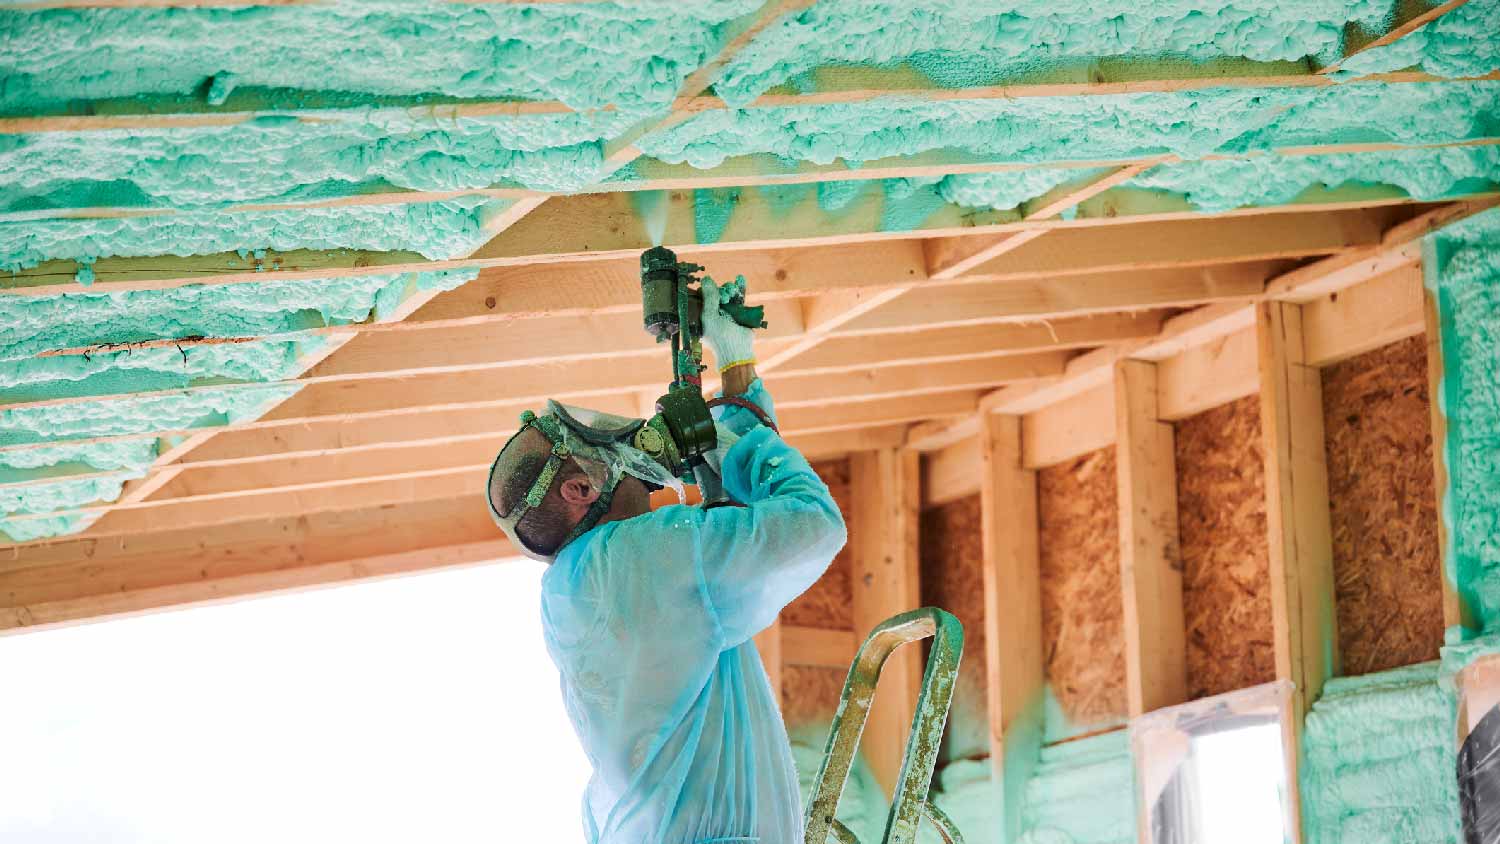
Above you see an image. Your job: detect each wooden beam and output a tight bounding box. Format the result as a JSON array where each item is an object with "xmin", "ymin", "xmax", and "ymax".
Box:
[
  {"xmin": 1301, "ymin": 261, "xmax": 1425, "ymax": 366},
  {"xmin": 1114, "ymin": 360, "xmax": 1187, "ymax": 717},
  {"xmin": 775, "ymin": 312, "xmax": 1165, "ymax": 375},
  {"xmin": 1267, "ymin": 198, "xmax": 1499, "ymax": 302},
  {"xmin": 753, "ymin": 167, "xmax": 1144, "ymax": 374},
  {"xmin": 923, "ymin": 161, "xmax": 1167, "ymax": 278},
  {"xmin": 925, "ymin": 201, "xmax": 1390, "ymax": 282},
  {"xmin": 1021, "ymin": 382, "xmax": 1116, "ymax": 469},
  {"xmin": 848, "ymin": 448, "xmax": 923, "ymax": 796},
  {"xmin": 4, "ymin": 465, "xmax": 490, "ymax": 540},
  {"xmin": 1257, "ymin": 301, "xmax": 1339, "ymax": 841},
  {"xmin": 835, "ymin": 262, "xmax": 1278, "ymax": 338},
  {"xmin": 3, "ymin": 190, "xmax": 1460, "ymax": 297},
  {"xmin": 920, "ymin": 436, "xmax": 982, "ymax": 509},
  {"xmin": 979, "ymin": 414, "xmax": 1044, "ymax": 844},
  {"xmin": 1156, "ymin": 325, "xmax": 1260, "ymax": 420},
  {"xmin": 1, "ymin": 495, "xmax": 511, "ymax": 632},
  {"xmin": 774, "ymin": 352, "xmax": 1068, "ymax": 408},
  {"xmin": 1423, "ymin": 284, "xmax": 1478, "ymax": 633},
  {"xmin": 782, "ymin": 624, "xmax": 859, "ymax": 670}
]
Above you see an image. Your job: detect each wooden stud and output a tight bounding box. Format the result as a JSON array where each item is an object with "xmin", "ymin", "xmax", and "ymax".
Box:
[
  {"xmin": 1114, "ymin": 359, "xmax": 1187, "ymax": 718},
  {"xmin": 1, "ymin": 494, "xmax": 510, "ymax": 629},
  {"xmin": 1424, "ymin": 282, "xmax": 1478, "ymax": 633},
  {"xmin": 1156, "ymin": 325, "xmax": 1260, "ymax": 420},
  {"xmin": 979, "ymin": 414, "xmax": 1045, "ymax": 844},
  {"xmin": 1301, "ymin": 261, "xmax": 1425, "ymax": 366},
  {"xmin": 782, "ymin": 625, "xmax": 860, "ymax": 670},
  {"xmin": 1257, "ymin": 301, "xmax": 1339, "ymax": 842},
  {"xmin": 848, "ymin": 448, "xmax": 923, "ymax": 796},
  {"xmin": 1021, "ymin": 383, "xmax": 1117, "ymax": 469},
  {"xmin": 920, "ymin": 437, "xmax": 983, "ymax": 509}
]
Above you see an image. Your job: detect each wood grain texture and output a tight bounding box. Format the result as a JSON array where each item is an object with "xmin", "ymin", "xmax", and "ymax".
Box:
[
  {"xmin": 1321, "ymin": 335, "xmax": 1444, "ymax": 675},
  {"xmin": 1037, "ymin": 447, "xmax": 1127, "ymax": 731},
  {"xmin": 1174, "ymin": 396, "xmax": 1276, "ymax": 699},
  {"xmin": 919, "ymin": 494, "xmax": 989, "ymax": 763}
]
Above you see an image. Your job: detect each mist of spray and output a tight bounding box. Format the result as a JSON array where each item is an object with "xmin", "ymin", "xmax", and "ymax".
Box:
[{"xmin": 630, "ymin": 190, "xmax": 670, "ymax": 247}]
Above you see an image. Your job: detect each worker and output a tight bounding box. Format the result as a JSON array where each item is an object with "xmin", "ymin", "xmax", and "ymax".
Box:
[{"xmin": 485, "ymin": 275, "xmax": 848, "ymax": 844}]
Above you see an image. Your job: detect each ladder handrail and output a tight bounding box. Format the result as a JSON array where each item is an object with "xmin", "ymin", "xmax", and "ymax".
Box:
[{"xmin": 803, "ymin": 607, "xmax": 965, "ymax": 844}]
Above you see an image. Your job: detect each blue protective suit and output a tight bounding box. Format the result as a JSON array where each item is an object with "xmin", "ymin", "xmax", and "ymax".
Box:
[{"xmin": 540, "ymin": 380, "xmax": 847, "ymax": 844}]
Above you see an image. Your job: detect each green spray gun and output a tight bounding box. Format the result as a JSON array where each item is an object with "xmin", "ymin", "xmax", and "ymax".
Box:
[{"xmin": 632, "ymin": 245, "xmax": 770, "ymax": 506}]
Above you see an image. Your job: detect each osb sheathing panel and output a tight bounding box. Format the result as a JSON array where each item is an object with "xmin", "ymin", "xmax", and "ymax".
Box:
[
  {"xmin": 782, "ymin": 665, "xmax": 846, "ymax": 729},
  {"xmin": 1037, "ymin": 447, "xmax": 1127, "ymax": 728},
  {"xmin": 1321, "ymin": 335, "xmax": 1444, "ymax": 675},
  {"xmin": 919, "ymin": 494, "xmax": 989, "ymax": 762},
  {"xmin": 783, "ymin": 458, "xmax": 854, "ymax": 630},
  {"xmin": 1174, "ymin": 395, "xmax": 1276, "ymax": 699}
]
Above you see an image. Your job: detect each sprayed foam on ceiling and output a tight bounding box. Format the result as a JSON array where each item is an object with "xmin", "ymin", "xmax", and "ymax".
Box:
[
  {"xmin": 712, "ymin": 0, "xmax": 1396, "ymax": 105},
  {"xmin": 1130, "ymin": 144, "xmax": 1500, "ymax": 212},
  {"xmin": 0, "ymin": 269, "xmax": 478, "ymax": 361},
  {"xmin": 0, "ymin": 1, "xmax": 761, "ymax": 116},
  {"xmin": 0, "ymin": 199, "xmax": 500, "ymax": 273},
  {"xmin": 636, "ymin": 80, "xmax": 1499, "ymax": 171},
  {"xmin": 1338, "ymin": 0, "xmax": 1500, "ymax": 78},
  {"xmin": 1, "ymin": 1, "xmax": 1494, "ymax": 550},
  {"xmin": 1, "ymin": 111, "xmax": 633, "ymax": 210}
]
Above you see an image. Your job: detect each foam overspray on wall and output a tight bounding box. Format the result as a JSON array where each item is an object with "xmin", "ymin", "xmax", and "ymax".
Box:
[
  {"xmin": 1018, "ymin": 730, "xmax": 1136, "ymax": 844},
  {"xmin": 1301, "ymin": 662, "xmax": 1460, "ymax": 843},
  {"xmin": 1425, "ymin": 206, "xmax": 1500, "ymax": 630},
  {"xmin": 711, "ymin": 0, "xmax": 1397, "ymax": 105}
]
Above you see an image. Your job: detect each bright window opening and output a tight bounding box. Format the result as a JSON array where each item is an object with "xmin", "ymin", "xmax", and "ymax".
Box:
[
  {"xmin": 0, "ymin": 561, "xmax": 590, "ymax": 844},
  {"xmin": 1132, "ymin": 681, "xmax": 1295, "ymax": 844}
]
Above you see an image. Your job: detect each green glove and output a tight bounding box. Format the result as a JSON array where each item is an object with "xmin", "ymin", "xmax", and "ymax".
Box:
[{"xmin": 701, "ymin": 275, "xmax": 757, "ymax": 371}]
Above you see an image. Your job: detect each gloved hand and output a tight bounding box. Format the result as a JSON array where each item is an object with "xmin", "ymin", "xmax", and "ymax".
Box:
[
  {"xmin": 704, "ymin": 422, "xmax": 741, "ymax": 478},
  {"xmin": 700, "ymin": 275, "xmax": 757, "ymax": 371}
]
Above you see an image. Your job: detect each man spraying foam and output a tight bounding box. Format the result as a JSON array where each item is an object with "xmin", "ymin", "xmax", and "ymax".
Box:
[{"xmin": 486, "ymin": 274, "xmax": 848, "ymax": 844}]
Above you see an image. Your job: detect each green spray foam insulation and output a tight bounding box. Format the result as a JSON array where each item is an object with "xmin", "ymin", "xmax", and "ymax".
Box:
[
  {"xmin": 635, "ymin": 81, "xmax": 1500, "ymax": 172},
  {"xmin": 1425, "ymin": 207, "xmax": 1500, "ymax": 631},
  {"xmin": 0, "ymin": 198, "xmax": 500, "ymax": 272},
  {"xmin": 1, "ymin": 110, "xmax": 634, "ymax": 210},
  {"xmin": 1040, "ymin": 683, "xmax": 1129, "ymax": 745},
  {"xmin": 1019, "ymin": 729, "xmax": 1136, "ymax": 844},
  {"xmin": 0, "ymin": 1, "xmax": 760, "ymax": 117},
  {"xmin": 0, "ymin": 438, "xmax": 160, "ymax": 484},
  {"xmin": 0, "ymin": 337, "xmax": 327, "ymax": 404},
  {"xmin": 0, "ymin": 269, "xmax": 477, "ymax": 360},
  {"xmin": 0, "ymin": 511, "xmax": 97, "ymax": 545},
  {"xmin": 1301, "ymin": 662, "xmax": 1460, "ymax": 844},
  {"xmin": 1129, "ymin": 144, "xmax": 1500, "ymax": 213},
  {"xmin": 0, "ymin": 384, "xmax": 298, "ymax": 448},
  {"xmin": 0, "ymin": 472, "xmax": 137, "ymax": 518},
  {"xmin": 710, "ymin": 0, "xmax": 1399, "ymax": 106},
  {"xmin": 1336, "ymin": 0, "xmax": 1500, "ymax": 79}
]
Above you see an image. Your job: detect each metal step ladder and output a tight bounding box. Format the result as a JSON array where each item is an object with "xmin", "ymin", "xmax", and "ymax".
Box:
[{"xmin": 803, "ymin": 607, "xmax": 966, "ymax": 844}]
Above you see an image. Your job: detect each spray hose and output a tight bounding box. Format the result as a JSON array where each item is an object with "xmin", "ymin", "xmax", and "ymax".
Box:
[{"xmin": 705, "ymin": 396, "xmax": 778, "ymax": 434}]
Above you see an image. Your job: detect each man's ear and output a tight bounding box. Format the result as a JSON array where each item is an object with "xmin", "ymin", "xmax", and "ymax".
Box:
[{"xmin": 558, "ymin": 475, "xmax": 601, "ymax": 506}]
